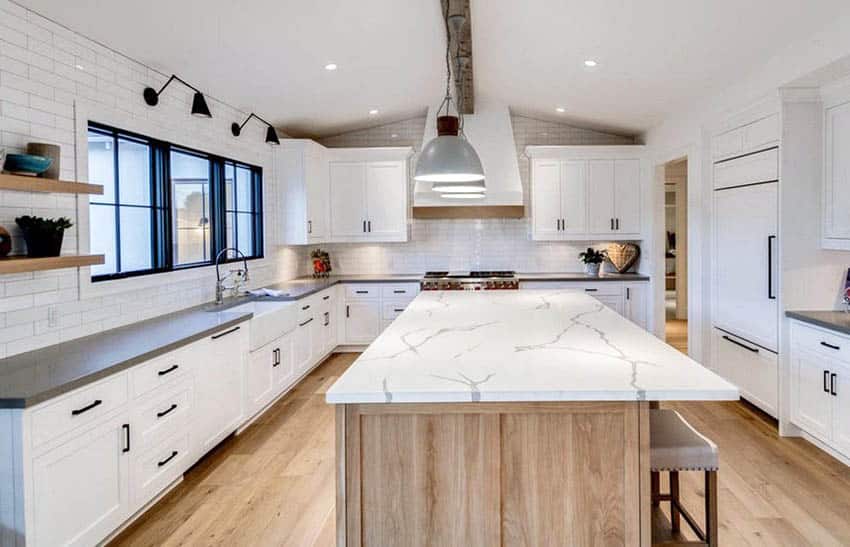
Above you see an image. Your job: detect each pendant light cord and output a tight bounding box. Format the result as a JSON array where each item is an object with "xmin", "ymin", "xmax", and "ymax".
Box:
[{"xmin": 438, "ymin": 1, "xmax": 465, "ymax": 133}]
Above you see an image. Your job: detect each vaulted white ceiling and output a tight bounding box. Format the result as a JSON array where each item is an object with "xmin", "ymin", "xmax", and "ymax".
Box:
[{"xmin": 18, "ymin": 0, "xmax": 850, "ymax": 137}]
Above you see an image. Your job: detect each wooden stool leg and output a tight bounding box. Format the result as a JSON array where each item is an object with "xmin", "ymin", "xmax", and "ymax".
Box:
[
  {"xmin": 706, "ymin": 470, "xmax": 718, "ymax": 547},
  {"xmin": 670, "ymin": 471, "xmax": 681, "ymax": 534},
  {"xmin": 651, "ymin": 471, "xmax": 660, "ymax": 507}
]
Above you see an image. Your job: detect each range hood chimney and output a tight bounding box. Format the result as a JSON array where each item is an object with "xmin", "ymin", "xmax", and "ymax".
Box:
[{"xmin": 413, "ymin": 94, "xmax": 525, "ymax": 218}]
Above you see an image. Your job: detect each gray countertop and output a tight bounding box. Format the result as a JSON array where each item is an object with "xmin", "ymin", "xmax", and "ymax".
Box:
[
  {"xmin": 0, "ymin": 306, "xmax": 252, "ymax": 409},
  {"xmin": 264, "ymin": 274, "xmax": 423, "ymax": 300},
  {"xmin": 786, "ymin": 310, "xmax": 850, "ymax": 336},
  {"xmin": 517, "ymin": 272, "xmax": 650, "ymax": 282}
]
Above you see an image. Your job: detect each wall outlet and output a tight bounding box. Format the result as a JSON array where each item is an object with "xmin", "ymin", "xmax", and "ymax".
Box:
[{"xmin": 47, "ymin": 306, "xmax": 58, "ymax": 328}]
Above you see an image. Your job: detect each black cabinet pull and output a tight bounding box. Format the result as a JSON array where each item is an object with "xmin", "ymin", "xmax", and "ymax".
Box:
[
  {"xmin": 721, "ymin": 335, "xmax": 759, "ymax": 353},
  {"xmin": 355, "ymin": 290, "xmax": 369, "ymax": 294},
  {"xmin": 831, "ymin": 373, "xmax": 838, "ymax": 396},
  {"xmin": 824, "ymin": 370, "xmax": 831, "ymax": 393},
  {"xmin": 301, "ymin": 304, "xmax": 310, "ymax": 310},
  {"xmin": 299, "ymin": 318, "xmax": 313, "ymax": 327},
  {"xmin": 610, "ymin": 218, "xmax": 614, "ymax": 230},
  {"xmin": 821, "ymin": 341, "xmax": 841, "ymax": 351},
  {"xmin": 394, "ymin": 308, "xmax": 404, "ymax": 312},
  {"xmin": 626, "ymin": 287, "xmax": 631, "ymax": 300},
  {"xmin": 272, "ymin": 348, "xmax": 281, "ymax": 367},
  {"xmin": 307, "ymin": 220, "xmax": 312, "ymax": 234},
  {"xmin": 393, "ymin": 289, "xmax": 406, "ymax": 294},
  {"xmin": 72, "ymin": 399, "xmax": 102, "ymax": 416},
  {"xmin": 324, "ymin": 311, "xmax": 330, "ymax": 326},
  {"xmin": 584, "ymin": 288, "xmax": 598, "ymax": 292},
  {"xmin": 122, "ymin": 423, "xmax": 130, "ymax": 453},
  {"xmin": 157, "ymin": 450, "xmax": 178, "ymax": 467},
  {"xmin": 363, "ymin": 220, "xmax": 367, "ymax": 233},
  {"xmin": 615, "ymin": 218, "xmax": 620, "ymax": 230},
  {"xmin": 767, "ymin": 235, "xmax": 776, "ymax": 300},
  {"xmin": 157, "ymin": 403, "xmax": 178, "ymax": 418},
  {"xmin": 323, "ymin": 295, "xmax": 330, "ymax": 300},
  {"xmin": 157, "ymin": 364, "xmax": 179, "ymax": 376},
  {"xmin": 368, "ymin": 220, "xmax": 372, "ymax": 232},
  {"xmin": 211, "ymin": 326, "xmax": 240, "ymax": 340},
  {"xmin": 346, "ymin": 305, "xmax": 350, "ymax": 318}
]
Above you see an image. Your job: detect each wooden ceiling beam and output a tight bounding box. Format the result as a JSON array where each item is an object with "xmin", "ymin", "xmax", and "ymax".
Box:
[{"xmin": 441, "ymin": 0, "xmax": 474, "ymax": 114}]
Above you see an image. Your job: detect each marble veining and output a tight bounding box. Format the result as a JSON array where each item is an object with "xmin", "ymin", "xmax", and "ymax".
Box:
[{"xmin": 326, "ymin": 290, "xmax": 738, "ymax": 404}]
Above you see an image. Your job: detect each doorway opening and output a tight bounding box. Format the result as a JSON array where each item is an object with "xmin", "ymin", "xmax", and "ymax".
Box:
[{"xmin": 664, "ymin": 158, "xmax": 688, "ymax": 353}]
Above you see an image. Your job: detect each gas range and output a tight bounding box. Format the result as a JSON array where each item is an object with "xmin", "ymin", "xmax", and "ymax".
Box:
[{"xmin": 420, "ymin": 271, "xmax": 519, "ymax": 291}]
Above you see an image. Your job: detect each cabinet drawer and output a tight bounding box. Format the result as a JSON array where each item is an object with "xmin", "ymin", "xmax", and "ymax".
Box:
[
  {"xmin": 791, "ymin": 321, "xmax": 850, "ymax": 364},
  {"xmin": 345, "ymin": 284, "xmax": 380, "ymax": 299},
  {"xmin": 132, "ymin": 430, "xmax": 190, "ymax": 507},
  {"xmin": 521, "ymin": 281, "xmax": 624, "ymax": 296},
  {"xmin": 713, "ymin": 329, "xmax": 777, "ymax": 416},
  {"xmin": 381, "ymin": 283, "xmax": 419, "ymax": 300},
  {"xmin": 383, "ymin": 301, "xmax": 410, "ymax": 321},
  {"xmin": 133, "ymin": 382, "xmax": 192, "ymax": 452},
  {"xmin": 297, "ymin": 296, "xmax": 318, "ymax": 323},
  {"xmin": 31, "ymin": 373, "xmax": 129, "ymax": 448},
  {"xmin": 713, "ymin": 148, "xmax": 778, "ymax": 190},
  {"xmin": 131, "ymin": 347, "xmax": 191, "ymax": 398}
]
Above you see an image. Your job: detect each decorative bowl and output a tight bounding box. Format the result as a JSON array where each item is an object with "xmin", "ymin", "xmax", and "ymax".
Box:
[{"xmin": 3, "ymin": 154, "xmax": 53, "ymax": 176}]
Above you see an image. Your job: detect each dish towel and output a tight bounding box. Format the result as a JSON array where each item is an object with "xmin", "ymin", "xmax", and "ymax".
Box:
[{"xmin": 246, "ymin": 287, "xmax": 287, "ymax": 297}]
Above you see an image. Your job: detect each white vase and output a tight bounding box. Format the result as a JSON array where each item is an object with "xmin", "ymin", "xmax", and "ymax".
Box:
[{"xmin": 584, "ymin": 263, "xmax": 600, "ymax": 276}]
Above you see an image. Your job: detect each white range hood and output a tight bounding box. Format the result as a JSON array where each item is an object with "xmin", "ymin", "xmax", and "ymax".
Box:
[{"xmin": 413, "ymin": 94, "xmax": 524, "ymax": 218}]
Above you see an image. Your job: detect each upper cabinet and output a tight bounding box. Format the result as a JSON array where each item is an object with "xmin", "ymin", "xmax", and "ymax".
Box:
[
  {"xmin": 711, "ymin": 113, "xmax": 779, "ymax": 162},
  {"xmin": 824, "ymin": 101, "xmax": 850, "ymax": 249},
  {"xmin": 277, "ymin": 140, "xmax": 330, "ymax": 245},
  {"xmin": 328, "ymin": 148, "xmax": 412, "ymax": 243},
  {"xmin": 527, "ymin": 146, "xmax": 645, "ymax": 241}
]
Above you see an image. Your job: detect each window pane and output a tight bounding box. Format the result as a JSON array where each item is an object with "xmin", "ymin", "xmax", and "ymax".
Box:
[
  {"xmin": 90, "ymin": 204, "xmax": 116, "ymax": 276},
  {"xmin": 171, "ymin": 151, "xmax": 211, "ymax": 265},
  {"xmin": 88, "ymin": 130, "xmax": 115, "ymax": 203},
  {"xmin": 118, "ymin": 138, "xmax": 151, "ymax": 206},
  {"xmin": 225, "ymin": 163, "xmax": 235, "ymax": 211},
  {"xmin": 236, "ymin": 213, "xmax": 254, "ymax": 256},
  {"xmin": 119, "ymin": 206, "xmax": 152, "ymax": 272},
  {"xmin": 225, "ymin": 211, "xmax": 235, "ymax": 251},
  {"xmin": 236, "ymin": 166, "xmax": 252, "ymax": 211}
]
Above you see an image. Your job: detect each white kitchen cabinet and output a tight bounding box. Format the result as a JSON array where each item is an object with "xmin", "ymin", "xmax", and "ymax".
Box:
[
  {"xmin": 293, "ymin": 316, "xmax": 313, "ymax": 376},
  {"xmin": 31, "ymin": 412, "xmax": 131, "ymax": 547},
  {"xmin": 790, "ymin": 347, "xmax": 835, "ymax": 444},
  {"xmin": 320, "ymin": 291, "xmax": 338, "ymax": 354},
  {"xmin": 832, "ymin": 365, "xmax": 850, "ymax": 457},
  {"xmin": 623, "ymin": 282, "xmax": 647, "ymax": 329},
  {"xmin": 310, "ymin": 311, "xmax": 325, "ymax": 364},
  {"xmin": 712, "ymin": 328, "xmax": 777, "ymax": 417},
  {"xmin": 526, "ymin": 146, "xmax": 645, "ymax": 241},
  {"xmin": 530, "ymin": 160, "xmax": 587, "ymax": 239},
  {"xmin": 193, "ymin": 325, "xmax": 246, "ymax": 455},
  {"xmin": 712, "ymin": 113, "xmax": 779, "ymax": 161},
  {"xmin": 278, "ymin": 140, "xmax": 330, "ymax": 245},
  {"xmin": 344, "ymin": 301, "xmax": 382, "ymax": 344},
  {"xmin": 329, "ymin": 158, "xmax": 409, "ymax": 242},
  {"xmin": 131, "ymin": 430, "xmax": 190, "ymax": 509},
  {"xmin": 246, "ymin": 343, "xmax": 277, "ymax": 416},
  {"xmin": 273, "ymin": 332, "xmax": 295, "ymax": 392},
  {"xmin": 823, "ymin": 101, "xmax": 850, "ymax": 248}
]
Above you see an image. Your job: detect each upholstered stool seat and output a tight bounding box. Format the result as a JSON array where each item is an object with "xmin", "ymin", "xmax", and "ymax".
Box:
[{"xmin": 650, "ymin": 409, "xmax": 719, "ymax": 547}]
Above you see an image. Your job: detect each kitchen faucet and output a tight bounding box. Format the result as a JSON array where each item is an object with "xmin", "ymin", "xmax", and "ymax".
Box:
[{"xmin": 214, "ymin": 247, "xmax": 249, "ymax": 305}]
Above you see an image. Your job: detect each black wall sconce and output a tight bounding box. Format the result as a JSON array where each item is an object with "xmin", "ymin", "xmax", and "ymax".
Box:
[
  {"xmin": 232, "ymin": 113, "xmax": 280, "ymax": 145},
  {"xmin": 143, "ymin": 75, "xmax": 212, "ymax": 118}
]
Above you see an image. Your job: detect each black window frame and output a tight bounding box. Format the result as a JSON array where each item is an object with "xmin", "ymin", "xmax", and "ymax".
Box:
[{"xmin": 88, "ymin": 121, "xmax": 264, "ymax": 282}]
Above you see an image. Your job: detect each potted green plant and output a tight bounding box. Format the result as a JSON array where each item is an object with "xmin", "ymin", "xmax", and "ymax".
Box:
[
  {"xmin": 15, "ymin": 215, "xmax": 73, "ymax": 257},
  {"xmin": 578, "ymin": 247, "xmax": 607, "ymax": 276}
]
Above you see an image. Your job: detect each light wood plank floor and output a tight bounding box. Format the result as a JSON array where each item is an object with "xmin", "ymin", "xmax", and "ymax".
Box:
[{"xmin": 111, "ymin": 353, "xmax": 850, "ymax": 547}]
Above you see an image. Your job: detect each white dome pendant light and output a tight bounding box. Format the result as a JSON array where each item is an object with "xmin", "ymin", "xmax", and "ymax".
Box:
[{"xmin": 414, "ymin": 3, "xmax": 484, "ymax": 191}]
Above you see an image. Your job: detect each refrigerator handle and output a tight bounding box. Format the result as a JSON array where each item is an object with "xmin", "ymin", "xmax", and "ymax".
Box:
[{"xmin": 767, "ymin": 235, "xmax": 776, "ymax": 300}]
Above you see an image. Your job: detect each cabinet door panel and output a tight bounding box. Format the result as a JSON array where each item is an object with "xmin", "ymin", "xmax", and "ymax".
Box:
[
  {"xmin": 246, "ymin": 345, "xmax": 275, "ymax": 415},
  {"xmin": 194, "ymin": 328, "xmax": 245, "ymax": 454},
  {"xmin": 614, "ymin": 159, "xmax": 641, "ymax": 234},
  {"xmin": 345, "ymin": 301, "xmax": 382, "ymax": 344},
  {"xmin": 366, "ymin": 161, "xmax": 407, "ymax": 239},
  {"xmin": 531, "ymin": 160, "xmax": 562, "ymax": 239},
  {"xmin": 561, "ymin": 161, "xmax": 587, "ymax": 234},
  {"xmin": 329, "ymin": 162, "xmax": 367, "ymax": 238},
  {"xmin": 293, "ymin": 321, "xmax": 313, "ymax": 376},
  {"xmin": 790, "ymin": 349, "xmax": 833, "ymax": 444},
  {"xmin": 306, "ymin": 151, "xmax": 329, "ymax": 241},
  {"xmin": 587, "ymin": 160, "xmax": 615, "ymax": 234},
  {"xmin": 623, "ymin": 283, "xmax": 647, "ymax": 329},
  {"xmin": 32, "ymin": 414, "xmax": 130, "ymax": 547},
  {"xmin": 825, "ymin": 102, "xmax": 850, "ymax": 239},
  {"xmin": 273, "ymin": 332, "xmax": 295, "ymax": 392},
  {"xmin": 831, "ymin": 364, "xmax": 850, "ymax": 457}
]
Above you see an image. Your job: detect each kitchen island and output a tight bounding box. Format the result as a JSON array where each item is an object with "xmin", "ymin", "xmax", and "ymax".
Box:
[{"xmin": 326, "ymin": 290, "xmax": 737, "ymax": 546}]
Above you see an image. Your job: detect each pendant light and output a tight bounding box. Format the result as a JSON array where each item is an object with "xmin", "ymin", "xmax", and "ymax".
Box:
[{"xmin": 414, "ymin": 3, "xmax": 484, "ymax": 190}]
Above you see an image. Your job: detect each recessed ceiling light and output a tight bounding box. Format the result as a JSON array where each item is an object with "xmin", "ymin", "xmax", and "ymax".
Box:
[
  {"xmin": 75, "ymin": 64, "xmax": 85, "ymax": 71},
  {"xmin": 369, "ymin": 109, "xmax": 379, "ymax": 115},
  {"xmin": 391, "ymin": 133, "xmax": 399, "ymax": 139},
  {"xmin": 584, "ymin": 59, "xmax": 598, "ymax": 67},
  {"xmin": 324, "ymin": 63, "xmax": 338, "ymax": 71},
  {"xmin": 555, "ymin": 107, "xmax": 565, "ymax": 113}
]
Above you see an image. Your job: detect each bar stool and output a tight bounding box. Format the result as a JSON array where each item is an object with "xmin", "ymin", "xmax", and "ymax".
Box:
[{"xmin": 650, "ymin": 409, "xmax": 719, "ymax": 547}]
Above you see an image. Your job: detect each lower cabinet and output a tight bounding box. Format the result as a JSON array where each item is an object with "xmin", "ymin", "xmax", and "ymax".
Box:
[
  {"xmin": 623, "ymin": 282, "xmax": 648, "ymax": 329},
  {"xmin": 711, "ymin": 328, "xmax": 777, "ymax": 417},
  {"xmin": 193, "ymin": 326, "xmax": 246, "ymax": 455},
  {"xmin": 293, "ymin": 316, "xmax": 313, "ymax": 376},
  {"xmin": 30, "ymin": 412, "xmax": 131, "ymax": 547},
  {"xmin": 341, "ymin": 283, "xmax": 419, "ymax": 345},
  {"xmin": 344, "ymin": 301, "xmax": 382, "ymax": 344}
]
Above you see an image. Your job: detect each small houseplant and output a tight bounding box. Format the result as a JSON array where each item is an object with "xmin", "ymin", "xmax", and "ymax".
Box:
[
  {"xmin": 578, "ymin": 247, "xmax": 607, "ymax": 276},
  {"xmin": 15, "ymin": 215, "xmax": 73, "ymax": 257}
]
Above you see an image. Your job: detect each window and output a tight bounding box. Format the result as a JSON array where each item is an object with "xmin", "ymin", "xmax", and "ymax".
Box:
[{"xmin": 87, "ymin": 123, "xmax": 263, "ymax": 281}]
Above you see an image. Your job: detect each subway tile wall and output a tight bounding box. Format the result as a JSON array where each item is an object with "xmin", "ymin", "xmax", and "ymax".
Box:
[
  {"xmin": 0, "ymin": 0, "xmax": 307, "ymax": 358},
  {"xmin": 318, "ymin": 114, "xmax": 637, "ymax": 274}
]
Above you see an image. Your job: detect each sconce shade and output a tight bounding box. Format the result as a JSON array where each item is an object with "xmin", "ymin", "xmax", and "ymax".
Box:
[
  {"xmin": 191, "ymin": 92, "xmax": 212, "ymax": 118},
  {"xmin": 266, "ymin": 125, "xmax": 281, "ymax": 145}
]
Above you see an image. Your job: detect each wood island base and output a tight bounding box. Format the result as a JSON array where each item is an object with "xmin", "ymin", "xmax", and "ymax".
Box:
[{"xmin": 335, "ymin": 401, "xmax": 651, "ymax": 546}]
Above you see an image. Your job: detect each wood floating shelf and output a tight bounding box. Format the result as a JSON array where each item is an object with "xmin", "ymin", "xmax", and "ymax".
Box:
[
  {"xmin": 0, "ymin": 173, "xmax": 103, "ymax": 195},
  {"xmin": 0, "ymin": 254, "xmax": 105, "ymax": 274}
]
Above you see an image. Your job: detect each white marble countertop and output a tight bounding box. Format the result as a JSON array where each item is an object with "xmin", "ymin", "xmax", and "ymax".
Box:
[{"xmin": 326, "ymin": 290, "xmax": 738, "ymax": 404}]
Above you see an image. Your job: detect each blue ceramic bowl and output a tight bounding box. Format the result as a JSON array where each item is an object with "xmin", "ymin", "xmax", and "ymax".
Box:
[{"xmin": 3, "ymin": 154, "xmax": 52, "ymax": 175}]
